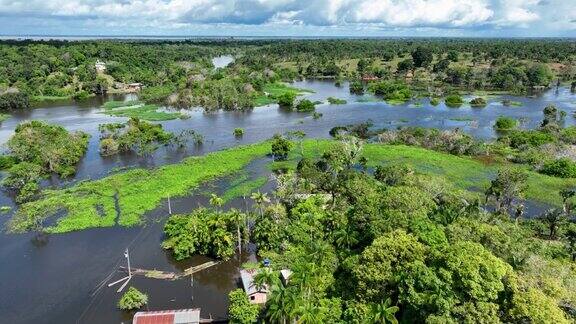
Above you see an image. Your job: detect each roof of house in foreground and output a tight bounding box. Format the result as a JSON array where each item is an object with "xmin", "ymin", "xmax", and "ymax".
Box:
[{"xmin": 132, "ymin": 309, "xmax": 201, "ymax": 324}]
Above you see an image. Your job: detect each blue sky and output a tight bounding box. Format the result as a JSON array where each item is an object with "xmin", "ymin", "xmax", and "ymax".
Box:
[{"xmin": 0, "ymin": 0, "xmax": 574, "ymax": 37}]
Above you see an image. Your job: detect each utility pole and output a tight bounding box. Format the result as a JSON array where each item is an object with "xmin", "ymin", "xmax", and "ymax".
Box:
[
  {"xmin": 108, "ymin": 248, "xmax": 133, "ymax": 293},
  {"xmin": 168, "ymin": 195, "xmax": 172, "ymax": 215}
]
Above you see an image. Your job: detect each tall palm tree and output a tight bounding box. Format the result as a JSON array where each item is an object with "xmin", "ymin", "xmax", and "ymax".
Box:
[
  {"xmin": 267, "ymin": 285, "xmax": 297, "ymax": 324},
  {"xmin": 209, "ymin": 193, "xmax": 224, "ymax": 210},
  {"xmin": 367, "ymin": 298, "xmax": 399, "ymax": 324},
  {"xmin": 229, "ymin": 209, "xmax": 246, "ymax": 252},
  {"xmin": 296, "ymin": 300, "xmax": 324, "ymax": 324},
  {"xmin": 254, "ymin": 267, "xmax": 279, "ymax": 291},
  {"xmin": 251, "ymin": 191, "xmax": 270, "ymax": 217}
]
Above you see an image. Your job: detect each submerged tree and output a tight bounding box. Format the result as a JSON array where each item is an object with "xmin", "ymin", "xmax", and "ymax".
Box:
[
  {"xmin": 118, "ymin": 287, "xmax": 148, "ymax": 311},
  {"xmin": 485, "ymin": 168, "xmax": 528, "ymax": 216}
]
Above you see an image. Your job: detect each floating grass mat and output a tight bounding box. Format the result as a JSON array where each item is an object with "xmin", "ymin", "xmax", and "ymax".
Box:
[
  {"xmin": 9, "ymin": 142, "xmax": 271, "ymax": 233},
  {"xmin": 101, "ymin": 100, "xmax": 185, "ymax": 121}
]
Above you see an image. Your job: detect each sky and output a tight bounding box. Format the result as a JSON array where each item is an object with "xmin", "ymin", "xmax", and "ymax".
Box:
[{"xmin": 0, "ymin": 0, "xmax": 574, "ymax": 38}]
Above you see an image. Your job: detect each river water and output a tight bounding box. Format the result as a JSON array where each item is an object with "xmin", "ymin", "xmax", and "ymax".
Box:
[{"xmin": 0, "ymin": 78, "xmax": 574, "ymax": 323}]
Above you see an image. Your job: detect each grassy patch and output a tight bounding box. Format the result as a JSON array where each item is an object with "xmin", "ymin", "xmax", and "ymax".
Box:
[
  {"xmin": 31, "ymin": 95, "xmax": 72, "ymax": 102},
  {"xmin": 263, "ymin": 83, "xmax": 313, "ymax": 97},
  {"xmin": 255, "ymin": 83, "xmax": 314, "ymax": 107},
  {"xmin": 273, "ymin": 140, "xmax": 576, "ymax": 206},
  {"xmin": 10, "ymin": 142, "xmax": 271, "ymax": 233},
  {"xmin": 221, "ymin": 176, "xmax": 268, "ymax": 202},
  {"xmin": 449, "ymin": 117, "xmax": 476, "ymax": 122},
  {"xmin": 101, "ymin": 101, "xmax": 185, "ymax": 121}
]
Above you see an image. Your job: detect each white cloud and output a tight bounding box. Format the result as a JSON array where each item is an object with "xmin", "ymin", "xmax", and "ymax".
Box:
[{"xmin": 0, "ymin": 0, "xmax": 572, "ymax": 35}]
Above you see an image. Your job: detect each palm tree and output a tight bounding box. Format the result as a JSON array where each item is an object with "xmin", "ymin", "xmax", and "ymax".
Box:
[
  {"xmin": 296, "ymin": 301, "xmax": 324, "ymax": 324},
  {"xmin": 267, "ymin": 285, "xmax": 297, "ymax": 324},
  {"xmin": 209, "ymin": 193, "xmax": 224, "ymax": 210},
  {"xmin": 229, "ymin": 209, "xmax": 246, "ymax": 252},
  {"xmin": 254, "ymin": 268, "xmax": 279, "ymax": 291},
  {"xmin": 251, "ymin": 191, "xmax": 270, "ymax": 217},
  {"xmin": 367, "ymin": 298, "xmax": 399, "ymax": 324}
]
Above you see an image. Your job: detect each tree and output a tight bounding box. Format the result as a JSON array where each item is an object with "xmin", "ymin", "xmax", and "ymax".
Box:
[
  {"xmin": 228, "ymin": 289, "xmax": 259, "ymax": 324},
  {"xmin": 118, "ymin": 287, "xmax": 148, "ymax": 310},
  {"xmin": 277, "ymin": 93, "xmax": 296, "ymax": 108},
  {"xmin": 209, "ymin": 194, "xmax": 224, "ymax": 209},
  {"xmin": 254, "ymin": 267, "xmax": 279, "ymax": 291},
  {"xmin": 349, "ymin": 81, "xmax": 364, "ymax": 95},
  {"xmin": 485, "ymin": 168, "xmax": 528, "ymax": 215},
  {"xmin": 0, "ymin": 92, "xmax": 30, "ymax": 110},
  {"xmin": 565, "ymin": 223, "xmax": 576, "ymax": 262},
  {"xmin": 397, "ymin": 58, "xmax": 414, "ymax": 73},
  {"xmin": 296, "ymin": 99, "xmax": 315, "ymax": 112},
  {"xmin": 271, "ymin": 134, "xmax": 293, "ymax": 161},
  {"xmin": 367, "ymin": 298, "xmax": 399, "ymax": 324},
  {"xmin": 251, "ymin": 191, "xmax": 270, "ymax": 217},
  {"xmin": 411, "ymin": 47, "xmax": 433, "ymax": 68},
  {"xmin": 538, "ymin": 208, "xmax": 567, "ymax": 239},
  {"xmin": 7, "ymin": 120, "xmax": 89, "ymax": 177}
]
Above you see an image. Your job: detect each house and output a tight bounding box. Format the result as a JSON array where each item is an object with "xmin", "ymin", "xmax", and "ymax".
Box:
[
  {"xmin": 132, "ymin": 309, "xmax": 201, "ymax": 324},
  {"xmin": 127, "ymin": 83, "xmax": 143, "ymax": 92},
  {"xmin": 240, "ymin": 269, "xmax": 268, "ymax": 304},
  {"xmin": 95, "ymin": 60, "xmax": 107, "ymax": 73}
]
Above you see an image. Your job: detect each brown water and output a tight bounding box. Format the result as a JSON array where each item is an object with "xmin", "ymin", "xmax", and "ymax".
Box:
[{"xmin": 0, "ymin": 80, "xmax": 574, "ymax": 323}]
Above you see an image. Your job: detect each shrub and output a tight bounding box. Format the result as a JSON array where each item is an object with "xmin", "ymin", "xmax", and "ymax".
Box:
[
  {"xmin": 494, "ymin": 117, "xmax": 518, "ymax": 130},
  {"xmin": 118, "ymin": 287, "xmax": 148, "ymax": 310},
  {"xmin": 327, "ymin": 97, "xmax": 347, "ymax": 105},
  {"xmin": 277, "ymin": 92, "xmax": 296, "ymax": 108},
  {"xmin": 349, "ymin": 81, "xmax": 365, "ymax": 95},
  {"xmin": 234, "ymin": 128, "xmax": 245, "ymax": 137},
  {"xmin": 295, "ymin": 99, "xmax": 315, "ymax": 112},
  {"xmin": 313, "ymin": 112, "xmax": 323, "ymax": 119},
  {"xmin": 228, "ymin": 289, "xmax": 260, "ymax": 323},
  {"xmin": 0, "ymin": 155, "xmax": 18, "ymax": 170},
  {"xmin": 445, "ymin": 94, "xmax": 464, "ymax": 107},
  {"xmin": 540, "ymin": 158, "xmax": 576, "ymax": 178},
  {"xmin": 505, "ymin": 130, "xmax": 556, "ymax": 148},
  {"xmin": 469, "ymin": 97, "xmax": 487, "ymax": 107},
  {"xmin": 271, "ymin": 134, "xmax": 293, "ymax": 160},
  {"xmin": 430, "ymin": 97, "xmax": 440, "ymax": 106},
  {"xmin": 99, "ymin": 138, "xmax": 120, "ymax": 156},
  {"xmin": 0, "ymin": 92, "xmax": 30, "ymax": 110}
]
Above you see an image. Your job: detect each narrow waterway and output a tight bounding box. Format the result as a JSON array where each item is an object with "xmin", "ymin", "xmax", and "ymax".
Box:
[{"xmin": 0, "ymin": 79, "xmax": 574, "ymax": 323}]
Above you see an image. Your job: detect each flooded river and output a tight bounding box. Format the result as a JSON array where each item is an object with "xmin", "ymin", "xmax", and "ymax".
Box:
[{"xmin": 0, "ymin": 79, "xmax": 574, "ymax": 323}]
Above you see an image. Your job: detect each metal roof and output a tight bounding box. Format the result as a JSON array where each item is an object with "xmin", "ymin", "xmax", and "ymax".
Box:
[
  {"xmin": 133, "ymin": 309, "xmax": 200, "ymax": 324},
  {"xmin": 240, "ymin": 269, "xmax": 268, "ymax": 296}
]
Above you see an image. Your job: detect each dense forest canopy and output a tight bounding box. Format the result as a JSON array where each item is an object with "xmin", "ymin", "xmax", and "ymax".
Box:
[{"xmin": 0, "ymin": 38, "xmax": 574, "ymax": 111}]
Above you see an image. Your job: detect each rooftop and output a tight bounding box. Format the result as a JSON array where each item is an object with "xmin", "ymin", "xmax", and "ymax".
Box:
[
  {"xmin": 132, "ymin": 309, "xmax": 201, "ymax": 324},
  {"xmin": 240, "ymin": 269, "xmax": 268, "ymax": 296}
]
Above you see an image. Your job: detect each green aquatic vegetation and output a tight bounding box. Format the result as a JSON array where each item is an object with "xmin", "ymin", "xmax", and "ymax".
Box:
[
  {"xmin": 103, "ymin": 104, "xmax": 185, "ymax": 121},
  {"xmin": 263, "ymin": 82, "xmax": 313, "ymax": 98},
  {"xmin": 234, "ymin": 128, "xmax": 245, "ymax": 137},
  {"xmin": 445, "ymin": 94, "xmax": 464, "ymax": 108},
  {"xmin": 430, "ymin": 97, "xmax": 440, "ymax": 106},
  {"xmin": 9, "ymin": 142, "xmax": 271, "ymax": 233},
  {"xmin": 222, "ymin": 176, "xmax": 268, "ymax": 202},
  {"xmin": 449, "ymin": 117, "xmax": 476, "ymax": 122},
  {"xmin": 327, "ymin": 97, "xmax": 347, "ymax": 105},
  {"xmin": 502, "ymin": 99, "xmax": 523, "ymax": 107},
  {"xmin": 0, "ymin": 113, "xmax": 10, "ymax": 122},
  {"xmin": 102, "ymin": 100, "xmax": 143, "ymax": 109}
]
